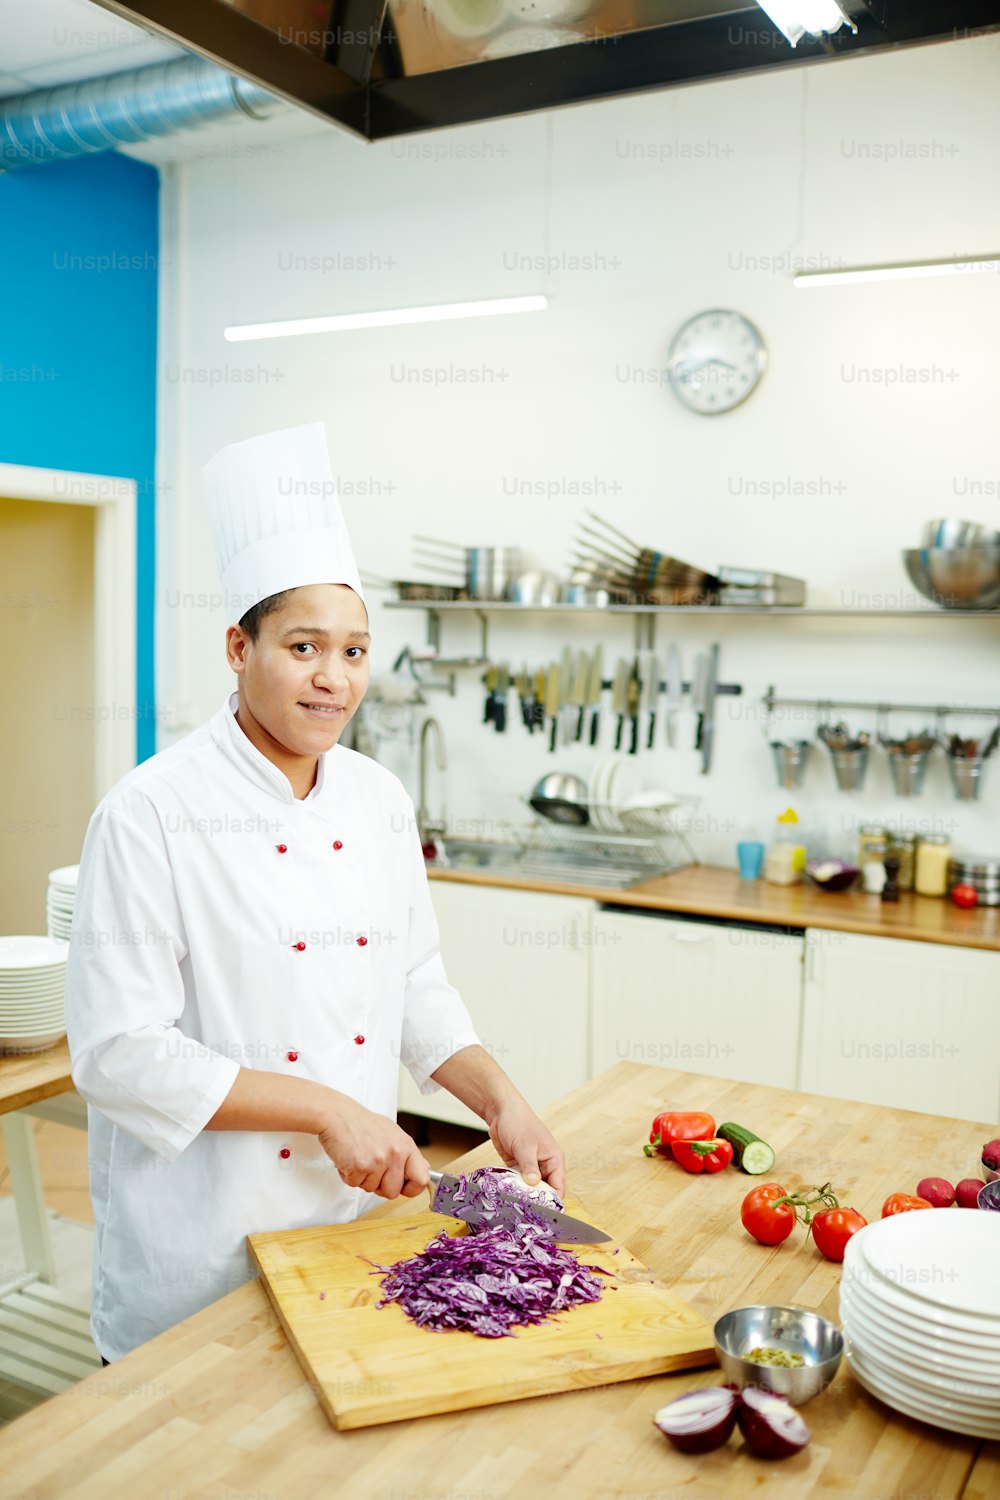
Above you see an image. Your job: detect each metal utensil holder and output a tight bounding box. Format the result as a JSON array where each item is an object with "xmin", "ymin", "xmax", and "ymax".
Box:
[{"xmin": 770, "ymin": 740, "xmax": 810, "ymax": 789}]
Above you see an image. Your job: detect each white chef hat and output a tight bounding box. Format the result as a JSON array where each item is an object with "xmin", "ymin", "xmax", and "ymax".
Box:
[{"xmin": 201, "ymin": 422, "xmax": 365, "ymax": 622}]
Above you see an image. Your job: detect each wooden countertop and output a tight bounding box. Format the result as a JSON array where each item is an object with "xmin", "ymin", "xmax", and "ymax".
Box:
[
  {"xmin": 429, "ymin": 861, "xmax": 1000, "ymax": 951},
  {"xmin": 0, "ymin": 1063, "xmax": 996, "ymax": 1498},
  {"xmin": 0, "ymin": 1038, "xmax": 73, "ymax": 1116}
]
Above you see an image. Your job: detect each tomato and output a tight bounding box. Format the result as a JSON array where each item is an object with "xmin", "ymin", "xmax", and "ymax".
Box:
[
  {"xmin": 882, "ymin": 1193, "xmax": 933, "ymax": 1217},
  {"xmin": 741, "ymin": 1182, "xmax": 796, "ymax": 1246},
  {"xmin": 644, "ymin": 1111, "xmax": 716, "ymax": 1158},
  {"xmin": 951, "ymin": 883, "xmax": 978, "ymax": 909},
  {"xmin": 811, "ymin": 1206, "xmax": 868, "ymax": 1262}
]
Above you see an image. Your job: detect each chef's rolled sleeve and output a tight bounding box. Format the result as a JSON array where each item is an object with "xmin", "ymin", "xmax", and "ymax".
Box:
[
  {"xmin": 398, "ymin": 806, "xmax": 480, "ymax": 1096},
  {"xmin": 66, "ymin": 800, "xmax": 240, "ymax": 1162}
]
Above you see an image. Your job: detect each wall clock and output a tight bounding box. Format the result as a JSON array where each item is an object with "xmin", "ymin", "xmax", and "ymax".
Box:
[{"xmin": 666, "ymin": 309, "xmax": 766, "ymax": 415}]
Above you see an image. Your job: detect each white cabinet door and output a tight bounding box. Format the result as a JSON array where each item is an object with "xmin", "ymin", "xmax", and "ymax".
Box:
[
  {"xmin": 398, "ymin": 883, "xmax": 594, "ymax": 1127},
  {"xmin": 800, "ymin": 929, "xmax": 1000, "ymax": 1123},
  {"xmin": 591, "ymin": 909, "xmax": 804, "ymax": 1090}
]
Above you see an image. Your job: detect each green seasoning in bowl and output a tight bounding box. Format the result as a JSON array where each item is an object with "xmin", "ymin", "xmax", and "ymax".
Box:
[{"xmin": 744, "ymin": 1347, "xmax": 806, "ymax": 1368}]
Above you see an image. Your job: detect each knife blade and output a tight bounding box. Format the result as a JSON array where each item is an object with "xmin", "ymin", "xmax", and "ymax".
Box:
[
  {"xmin": 546, "ymin": 659, "xmax": 561, "ymax": 753},
  {"xmin": 611, "ymin": 657, "xmax": 628, "ymax": 751},
  {"xmin": 428, "ymin": 1171, "xmax": 612, "ymax": 1244},
  {"xmin": 639, "ymin": 649, "xmax": 656, "ymax": 751},
  {"xmin": 572, "ymin": 649, "xmax": 590, "ymax": 741},
  {"xmin": 701, "ymin": 642, "xmax": 719, "ymax": 774},
  {"xmin": 627, "ymin": 656, "xmax": 641, "ymax": 756},
  {"xmin": 533, "ymin": 666, "xmax": 546, "ymax": 733},
  {"xmin": 559, "ymin": 645, "xmax": 574, "ymax": 747},
  {"xmin": 586, "ymin": 644, "xmax": 603, "ymax": 746},
  {"xmin": 665, "ymin": 643, "xmax": 682, "ymax": 747}
]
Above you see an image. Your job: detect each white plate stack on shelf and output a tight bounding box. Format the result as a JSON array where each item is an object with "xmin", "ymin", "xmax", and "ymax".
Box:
[
  {"xmin": 0, "ymin": 935, "xmax": 69, "ymax": 1054},
  {"xmin": 46, "ymin": 863, "xmax": 79, "ymax": 944},
  {"xmin": 840, "ymin": 1207, "xmax": 1000, "ymax": 1438}
]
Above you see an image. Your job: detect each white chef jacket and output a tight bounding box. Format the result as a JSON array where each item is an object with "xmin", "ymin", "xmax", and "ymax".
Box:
[{"xmin": 66, "ymin": 692, "xmax": 481, "ymax": 1360}]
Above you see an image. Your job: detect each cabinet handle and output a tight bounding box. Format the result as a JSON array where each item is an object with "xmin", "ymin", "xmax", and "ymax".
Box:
[{"xmin": 671, "ymin": 929, "xmax": 712, "ymax": 945}]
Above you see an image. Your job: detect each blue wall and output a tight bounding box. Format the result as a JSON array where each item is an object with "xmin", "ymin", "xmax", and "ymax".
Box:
[{"xmin": 0, "ymin": 151, "xmax": 159, "ymax": 763}]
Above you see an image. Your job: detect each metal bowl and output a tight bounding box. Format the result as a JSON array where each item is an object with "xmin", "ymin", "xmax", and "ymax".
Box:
[
  {"xmin": 921, "ymin": 518, "xmax": 1000, "ymax": 549},
  {"xmin": 714, "ymin": 1305, "xmax": 844, "ymax": 1406},
  {"xmin": 509, "ymin": 570, "xmax": 564, "ymax": 607},
  {"xmin": 529, "ymin": 773, "xmax": 589, "ymax": 825},
  {"xmin": 903, "ymin": 547, "xmax": 1000, "ymax": 610},
  {"xmin": 978, "ymin": 1178, "xmax": 1000, "ymax": 1209}
]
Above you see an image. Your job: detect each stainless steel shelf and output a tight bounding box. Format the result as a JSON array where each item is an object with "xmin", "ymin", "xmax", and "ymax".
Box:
[{"xmin": 384, "ymin": 601, "xmax": 999, "ymax": 619}]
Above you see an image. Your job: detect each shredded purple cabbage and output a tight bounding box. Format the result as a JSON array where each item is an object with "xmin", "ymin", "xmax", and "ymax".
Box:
[
  {"xmin": 373, "ymin": 1168, "xmax": 609, "ymax": 1338},
  {"xmin": 448, "ymin": 1166, "xmax": 565, "ymax": 1232}
]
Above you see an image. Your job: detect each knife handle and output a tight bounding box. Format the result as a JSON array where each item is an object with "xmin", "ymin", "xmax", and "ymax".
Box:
[
  {"xmin": 550, "ymin": 716, "xmax": 558, "ymax": 753},
  {"xmin": 576, "ymin": 707, "xmax": 585, "ymax": 741},
  {"xmin": 614, "ymin": 714, "xmax": 623, "ymax": 752},
  {"xmin": 590, "ymin": 709, "xmax": 600, "ymax": 746},
  {"xmin": 629, "ymin": 715, "xmax": 638, "ymax": 755},
  {"xmin": 647, "ymin": 713, "xmax": 656, "ymax": 749}
]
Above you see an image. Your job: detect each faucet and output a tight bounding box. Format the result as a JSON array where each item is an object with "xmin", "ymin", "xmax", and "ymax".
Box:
[{"xmin": 417, "ymin": 716, "xmax": 447, "ymax": 852}]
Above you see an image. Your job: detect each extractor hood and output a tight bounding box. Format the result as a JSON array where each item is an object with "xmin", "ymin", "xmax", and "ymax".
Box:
[{"xmin": 93, "ymin": 1, "xmax": 1000, "ymax": 140}]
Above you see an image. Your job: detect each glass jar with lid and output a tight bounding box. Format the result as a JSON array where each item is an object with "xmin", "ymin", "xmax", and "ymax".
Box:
[
  {"xmin": 886, "ymin": 832, "xmax": 917, "ymax": 892},
  {"xmin": 858, "ymin": 823, "xmax": 887, "ymax": 894},
  {"xmin": 915, "ymin": 834, "xmax": 952, "ymax": 897}
]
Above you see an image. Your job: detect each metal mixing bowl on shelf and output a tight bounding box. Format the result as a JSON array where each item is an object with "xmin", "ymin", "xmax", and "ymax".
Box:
[{"xmin": 903, "ymin": 547, "xmax": 1000, "ymax": 610}]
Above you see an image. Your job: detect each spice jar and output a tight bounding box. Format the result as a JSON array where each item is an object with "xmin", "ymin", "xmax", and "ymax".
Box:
[
  {"xmin": 859, "ymin": 824, "xmax": 887, "ymax": 894},
  {"xmin": 915, "ymin": 834, "xmax": 952, "ymax": 897},
  {"xmin": 886, "ymin": 832, "xmax": 916, "ymax": 892}
]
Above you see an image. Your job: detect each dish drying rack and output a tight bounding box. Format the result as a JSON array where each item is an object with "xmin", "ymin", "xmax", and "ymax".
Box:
[{"xmin": 508, "ymin": 798, "xmax": 700, "ymax": 886}]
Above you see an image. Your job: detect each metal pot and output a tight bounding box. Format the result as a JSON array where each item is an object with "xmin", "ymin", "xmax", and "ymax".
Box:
[
  {"xmin": 468, "ymin": 546, "xmax": 521, "ymax": 600},
  {"xmin": 509, "ymin": 570, "xmax": 563, "ymax": 606}
]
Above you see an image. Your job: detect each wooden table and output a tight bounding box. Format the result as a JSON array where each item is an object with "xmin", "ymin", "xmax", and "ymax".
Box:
[
  {"xmin": 0, "ymin": 1063, "xmax": 996, "ymax": 1499},
  {"xmin": 430, "ymin": 862, "xmax": 1000, "ymax": 951}
]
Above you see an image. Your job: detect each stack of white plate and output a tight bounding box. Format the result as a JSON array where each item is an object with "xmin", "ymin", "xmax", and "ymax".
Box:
[
  {"xmin": 0, "ymin": 936, "xmax": 69, "ymax": 1054},
  {"xmin": 46, "ymin": 864, "xmax": 79, "ymax": 943},
  {"xmin": 840, "ymin": 1208, "xmax": 1000, "ymax": 1437}
]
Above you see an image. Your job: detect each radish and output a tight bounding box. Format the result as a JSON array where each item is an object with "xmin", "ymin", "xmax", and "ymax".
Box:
[
  {"xmin": 956, "ymin": 1179, "xmax": 983, "ymax": 1209},
  {"xmin": 916, "ymin": 1177, "xmax": 955, "ymax": 1208},
  {"xmin": 982, "ymin": 1139, "xmax": 1000, "ymax": 1172}
]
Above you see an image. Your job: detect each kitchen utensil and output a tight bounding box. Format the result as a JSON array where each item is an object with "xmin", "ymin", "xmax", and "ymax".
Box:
[
  {"xmin": 664, "ymin": 644, "xmax": 682, "ymax": 746},
  {"xmin": 572, "ymin": 650, "xmax": 590, "ymax": 741},
  {"xmin": 482, "ymin": 664, "xmax": 497, "ymax": 727},
  {"xmin": 806, "ymin": 860, "xmax": 860, "ymax": 892},
  {"xmin": 716, "ymin": 566, "xmax": 807, "ymax": 606},
  {"xmin": 529, "ymin": 772, "xmax": 590, "ymax": 826},
  {"xmin": 887, "ymin": 750, "xmax": 934, "ymax": 797},
  {"xmin": 545, "ymin": 659, "xmax": 561, "ymax": 753},
  {"xmin": 586, "ymin": 645, "xmax": 603, "ymax": 746},
  {"xmin": 690, "ymin": 654, "xmax": 708, "ymax": 750},
  {"xmin": 427, "ymin": 1171, "xmax": 611, "ymax": 1242},
  {"xmin": 819, "ymin": 721, "xmax": 871, "ymax": 791},
  {"xmin": 770, "ymin": 740, "xmax": 810, "ymax": 789},
  {"xmin": 247, "ymin": 1199, "xmax": 715, "ymax": 1431},
  {"xmin": 468, "ymin": 546, "xmax": 521, "ymax": 600},
  {"xmin": 902, "ymin": 547, "xmax": 1000, "ymax": 610},
  {"xmin": 643, "ymin": 651, "xmax": 660, "ymax": 749},
  {"xmin": 700, "ymin": 643, "xmax": 719, "ymax": 773},
  {"xmin": 611, "ymin": 658, "xmax": 628, "ymax": 752},
  {"xmin": 920, "ymin": 518, "xmax": 998, "ymax": 549},
  {"xmin": 495, "ymin": 662, "xmax": 509, "ymax": 733},
  {"xmin": 509, "ymin": 570, "xmax": 563, "ymax": 606},
  {"xmin": 713, "ymin": 1305, "xmax": 844, "ymax": 1406},
  {"xmin": 533, "ymin": 665, "xmax": 546, "ymax": 733},
  {"xmin": 393, "ymin": 580, "xmax": 465, "ymax": 602},
  {"xmin": 562, "ymin": 580, "xmax": 613, "ymax": 607},
  {"xmin": 947, "ymin": 754, "xmax": 988, "ymax": 801},
  {"xmin": 736, "ymin": 842, "xmax": 765, "ymax": 880},
  {"xmin": 626, "ymin": 657, "xmax": 640, "ymax": 755}
]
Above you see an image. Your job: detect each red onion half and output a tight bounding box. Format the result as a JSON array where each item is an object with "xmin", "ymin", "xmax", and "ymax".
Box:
[
  {"xmin": 736, "ymin": 1386, "xmax": 811, "ymax": 1459},
  {"xmin": 653, "ymin": 1387, "xmax": 740, "ymax": 1453}
]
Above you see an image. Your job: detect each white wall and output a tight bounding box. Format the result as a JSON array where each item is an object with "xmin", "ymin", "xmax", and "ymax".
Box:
[{"xmin": 155, "ymin": 33, "xmax": 1000, "ymax": 866}]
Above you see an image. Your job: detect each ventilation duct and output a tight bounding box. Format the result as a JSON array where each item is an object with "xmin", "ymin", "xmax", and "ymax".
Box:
[{"xmin": 0, "ymin": 56, "xmax": 282, "ymax": 172}]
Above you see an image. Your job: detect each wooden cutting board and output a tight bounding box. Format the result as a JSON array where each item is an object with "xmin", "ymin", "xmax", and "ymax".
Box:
[{"xmin": 247, "ymin": 1190, "xmax": 715, "ymax": 1430}]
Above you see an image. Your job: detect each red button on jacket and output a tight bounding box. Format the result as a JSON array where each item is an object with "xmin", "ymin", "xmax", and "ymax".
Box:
[
  {"xmin": 354, "ymin": 1034, "xmax": 365, "ymax": 1046},
  {"xmin": 292, "ymin": 941, "xmax": 306, "ymax": 952},
  {"xmin": 287, "ymin": 1051, "xmax": 298, "ymax": 1062},
  {"xmin": 333, "ymin": 840, "xmax": 343, "ymax": 851},
  {"xmin": 356, "ymin": 935, "xmax": 368, "ymax": 947}
]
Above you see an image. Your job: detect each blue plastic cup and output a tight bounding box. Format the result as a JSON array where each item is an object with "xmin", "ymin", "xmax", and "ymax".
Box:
[{"xmin": 737, "ymin": 841, "xmax": 765, "ymax": 880}]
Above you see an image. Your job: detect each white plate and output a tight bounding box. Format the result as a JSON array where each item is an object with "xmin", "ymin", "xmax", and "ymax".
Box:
[
  {"xmin": 589, "ymin": 758, "xmax": 617, "ymax": 832},
  {"xmin": 855, "ymin": 1209, "xmax": 1000, "ymax": 1317},
  {"xmin": 848, "ymin": 1352, "xmax": 1000, "ymax": 1439},
  {"xmin": 843, "ymin": 1263, "xmax": 1000, "ymax": 1341},
  {"xmin": 844, "ymin": 1329, "xmax": 1000, "ymax": 1408},
  {"xmin": 604, "ymin": 757, "xmax": 642, "ymax": 829},
  {"xmin": 840, "ymin": 1278, "xmax": 1000, "ymax": 1365},
  {"xmin": 848, "ymin": 1343, "xmax": 1000, "ymax": 1418},
  {"xmin": 0, "ymin": 1009, "xmax": 67, "ymax": 1027},
  {"xmin": 47, "ymin": 866, "xmax": 79, "ymax": 887},
  {"xmin": 0, "ymin": 1031, "xmax": 66, "ymax": 1054},
  {"xmin": 0, "ymin": 937, "xmax": 69, "ymax": 971},
  {"xmin": 841, "ymin": 1295, "xmax": 1000, "ymax": 1397}
]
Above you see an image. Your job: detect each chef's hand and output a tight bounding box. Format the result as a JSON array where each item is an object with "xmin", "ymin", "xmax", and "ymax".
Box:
[
  {"xmin": 317, "ymin": 1095, "xmax": 431, "ymax": 1200},
  {"xmin": 488, "ymin": 1097, "xmax": 566, "ymax": 1199}
]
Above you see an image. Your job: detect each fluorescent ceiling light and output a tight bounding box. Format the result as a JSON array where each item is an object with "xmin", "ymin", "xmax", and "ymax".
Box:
[
  {"xmin": 756, "ymin": 1, "xmax": 856, "ymax": 48},
  {"xmin": 795, "ymin": 256, "xmax": 1000, "ymax": 288},
  {"xmin": 225, "ymin": 294, "xmax": 547, "ymax": 342}
]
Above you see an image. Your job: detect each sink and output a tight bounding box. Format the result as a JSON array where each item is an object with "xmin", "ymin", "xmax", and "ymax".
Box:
[{"xmin": 427, "ymin": 839, "xmax": 673, "ymax": 890}]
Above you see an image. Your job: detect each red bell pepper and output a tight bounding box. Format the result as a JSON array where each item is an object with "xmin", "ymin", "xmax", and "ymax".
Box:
[
  {"xmin": 643, "ymin": 1111, "xmax": 716, "ymax": 1158},
  {"xmin": 671, "ymin": 1138, "xmax": 734, "ymax": 1175}
]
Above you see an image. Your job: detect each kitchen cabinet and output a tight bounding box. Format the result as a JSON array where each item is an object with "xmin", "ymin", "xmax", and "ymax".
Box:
[
  {"xmin": 590, "ymin": 908, "xmax": 804, "ymax": 1089},
  {"xmin": 800, "ymin": 929, "xmax": 1000, "ymax": 1122},
  {"xmin": 398, "ymin": 883, "xmax": 593, "ymax": 1128}
]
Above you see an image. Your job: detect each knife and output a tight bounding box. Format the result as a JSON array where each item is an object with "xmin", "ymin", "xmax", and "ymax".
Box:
[
  {"xmin": 646, "ymin": 651, "xmax": 661, "ymax": 749},
  {"xmin": 665, "ymin": 643, "xmax": 682, "ymax": 747},
  {"xmin": 428, "ymin": 1171, "xmax": 612, "ymax": 1244},
  {"xmin": 639, "ymin": 649, "xmax": 656, "ymax": 752},
  {"xmin": 483, "ymin": 664, "xmax": 497, "ymax": 727},
  {"xmin": 612, "ymin": 658, "xmax": 628, "ymax": 751},
  {"xmin": 572, "ymin": 649, "xmax": 590, "ymax": 741},
  {"xmin": 533, "ymin": 666, "xmax": 546, "ymax": 733},
  {"xmin": 691, "ymin": 653, "xmax": 708, "ymax": 750},
  {"xmin": 701, "ymin": 642, "xmax": 719, "ymax": 774},
  {"xmin": 560, "ymin": 645, "xmax": 574, "ymax": 747},
  {"xmin": 546, "ymin": 659, "xmax": 561, "ymax": 753},
  {"xmin": 495, "ymin": 662, "xmax": 509, "ymax": 734},
  {"xmin": 627, "ymin": 656, "xmax": 641, "ymax": 756},
  {"xmin": 586, "ymin": 644, "xmax": 603, "ymax": 746}
]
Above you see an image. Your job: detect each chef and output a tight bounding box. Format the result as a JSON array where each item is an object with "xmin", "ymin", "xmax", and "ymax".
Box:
[{"xmin": 66, "ymin": 422, "xmax": 565, "ymax": 1363}]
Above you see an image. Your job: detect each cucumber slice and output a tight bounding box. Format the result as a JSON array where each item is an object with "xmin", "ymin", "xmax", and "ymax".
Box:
[{"xmin": 718, "ymin": 1122, "xmax": 776, "ymax": 1175}]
